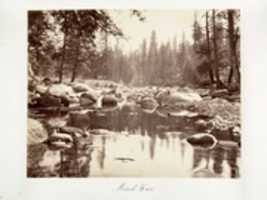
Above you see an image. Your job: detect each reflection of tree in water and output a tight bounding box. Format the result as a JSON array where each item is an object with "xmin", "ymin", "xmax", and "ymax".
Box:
[
  {"xmin": 180, "ymin": 140, "xmax": 186, "ymax": 161},
  {"xmin": 96, "ymin": 136, "xmax": 106, "ymax": 169},
  {"xmin": 191, "ymin": 145, "xmax": 240, "ymax": 178},
  {"xmin": 226, "ymin": 148, "xmax": 239, "ymax": 178},
  {"xmin": 140, "ymin": 138, "xmax": 145, "ymax": 152},
  {"xmin": 27, "ymin": 144, "xmax": 48, "ymax": 177},
  {"xmin": 192, "ymin": 148, "xmax": 210, "ymax": 169},
  {"xmin": 88, "ymin": 106, "xmax": 193, "ymax": 137},
  {"xmin": 56, "ymin": 105, "xmax": 240, "ymax": 177},
  {"xmin": 149, "ymin": 134, "xmax": 157, "ymax": 160},
  {"xmin": 59, "ymin": 137, "xmax": 93, "ymax": 177},
  {"xmin": 210, "ymin": 146, "xmax": 225, "ymax": 175}
]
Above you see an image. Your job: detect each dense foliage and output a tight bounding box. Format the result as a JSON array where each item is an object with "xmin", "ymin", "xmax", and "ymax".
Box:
[{"xmin": 28, "ymin": 9, "xmax": 240, "ymax": 89}]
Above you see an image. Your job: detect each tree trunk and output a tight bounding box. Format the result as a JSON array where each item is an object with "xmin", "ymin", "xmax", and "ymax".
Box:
[
  {"xmin": 212, "ymin": 9, "xmax": 223, "ymax": 88},
  {"xmin": 70, "ymin": 30, "xmax": 81, "ymax": 82},
  {"xmin": 227, "ymin": 10, "xmax": 236, "ymax": 85},
  {"xmin": 205, "ymin": 11, "xmax": 214, "ymax": 84},
  {"xmin": 228, "ymin": 66, "xmax": 234, "ymax": 84},
  {"xmin": 59, "ymin": 15, "xmax": 68, "ymax": 83}
]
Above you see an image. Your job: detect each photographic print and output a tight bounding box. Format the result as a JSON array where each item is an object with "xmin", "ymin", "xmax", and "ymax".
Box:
[{"xmin": 27, "ymin": 9, "xmax": 240, "ymax": 178}]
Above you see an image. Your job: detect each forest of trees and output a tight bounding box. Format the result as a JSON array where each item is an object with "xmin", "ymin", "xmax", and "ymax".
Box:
[{"xmin": 28, "ymin": 9, "xmax": 240, "ymax": 89}]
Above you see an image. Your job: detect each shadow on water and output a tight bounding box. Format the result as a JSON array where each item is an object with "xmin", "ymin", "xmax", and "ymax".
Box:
[{"xmin": 28, "ymin": 105, "xmax": 240, "ymax": 178}]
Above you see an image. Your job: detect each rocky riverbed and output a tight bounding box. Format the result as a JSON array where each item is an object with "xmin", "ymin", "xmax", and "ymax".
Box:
[{"xmin": 27, "ymin": 80, "xmax": 240, "ymax": 178}]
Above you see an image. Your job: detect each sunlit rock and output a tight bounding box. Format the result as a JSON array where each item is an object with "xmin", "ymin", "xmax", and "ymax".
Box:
[
  {"xmin": 71, "ymin": 82, "xmax": 90, "ymax": 93},
  {"xmin": 156, "ymin": 89, "xmax": 202, "ymax": 106},
  {"xmin": 28, "ymin": 118, "xmax": 48, "ymax": 145},
  {"xmin": 36, "ymin": 84, "xmax": 49, "ymax": 94},
  {"xmin": 48, "ymin": 84, "xmax": 78, "ymax": 103},
  {"xmin": 49, "ymin": 130, "xmax": 74, "ymax": 143}
]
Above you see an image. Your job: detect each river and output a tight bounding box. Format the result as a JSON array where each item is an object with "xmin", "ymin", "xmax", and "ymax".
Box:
[{"xmin": 27, "ymin": 105, "xmax": 240, "ymax": 178}]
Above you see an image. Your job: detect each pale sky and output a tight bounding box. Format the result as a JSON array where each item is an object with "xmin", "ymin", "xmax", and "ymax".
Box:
[{"xmin": 107, "ymin": 10, "xmax": 204, "ymax": 53}]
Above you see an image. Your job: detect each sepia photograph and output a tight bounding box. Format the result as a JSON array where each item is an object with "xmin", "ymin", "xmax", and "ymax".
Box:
[{"xmin": 27, "ymin": 9, "xmax": 240, "ymax": 178}]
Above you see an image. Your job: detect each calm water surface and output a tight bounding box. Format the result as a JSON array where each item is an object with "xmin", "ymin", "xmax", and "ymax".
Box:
[{"xmin": 28, "ymin": 106, "xmax": 240, "ymax": 178}]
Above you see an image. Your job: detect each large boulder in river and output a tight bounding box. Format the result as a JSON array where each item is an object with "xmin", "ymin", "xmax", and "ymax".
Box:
[
  {"xmin": 79, "ymin": 92, "xmax": 98, "ymax": 107},
  {"xmin": 156, "ymin": 90, "xmax": 202, "ymax": 106},
  {"xmin": 71, "ymin": 82, "xmax": 90, "ymax": 93},
  {"xmin": 48, "ymin": 84, "xmax": 78, "ymax": 103},
  {"xmin": 195, "ymin": 98, "xmax": 239, "ymax": 122},
  {"xmin": 36, "ymin": 84, "xmax": 49, "ymax": 94},
  {"xmin": 28, "ymin": 118, "xmax": 48, "ymax": 145},
  {"xmin": 35, "ymin": 93, "xmax": 62, "ymax": 107},
  {"xmin": 101, "ymin": 95, "xmax": 118, "ymax": 107}
]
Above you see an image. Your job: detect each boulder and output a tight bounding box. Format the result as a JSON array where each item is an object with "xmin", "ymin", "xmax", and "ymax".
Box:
[
  {"xmin": 101, "ymin": 95, "xmax": 118, "ymax": 107},
  {"xmin": 47, "ymin": 117, "xmax": 67, "ymax": 128},
  {"xmin": 194, "ymin": 119, "xmax": 210, "ymax": 131},
  {"xmin": 140, "ymin": 97, "xmax": 158, "ymax": 111},
  {"xmin": 35, "ymin": 93, "xmax": 62, "ymax": 107},
  {"xmin": 28, "ymin": 118, "xmax": 48, "ymax": 145},
  {"xmin": 36, "ymin": 84, "xmax": 48, "ymax": 94},
  {"xmin": 49, "ymin": 131, "xmax": 74, "ymax": 143},
  {"xmin": 156, "ymin": 90, "xmax": 202, "ymax": 106},
  {"xmin": 185, "ymin": 133, "xmax": 218, "ymax": 149},
  {"xmin": 195, "ymin": 98, "xmax": 240, "ymax": 127},
  {"xmin": 79, "ymin": 92, "xmax": 97, "ymax": 107},
  {"xmin": 48, "ymin": 140, "xmax": 73, "ymax": 150},
  {"xmin": 48, "ymin": 84, "xmax": 78, "ymax": 103},
  {"xmin": 28, "ymin": 91, "xmax": 41, "ymax": 107},
  {"xmin": 71, "ymin": 82, "xmax": 90, "ymax": 93}
]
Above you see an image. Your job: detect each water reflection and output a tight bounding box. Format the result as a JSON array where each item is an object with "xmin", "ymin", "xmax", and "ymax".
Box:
[{"xmin": 28, "ymin": 106, "xmax": 240, "ymax": 178}]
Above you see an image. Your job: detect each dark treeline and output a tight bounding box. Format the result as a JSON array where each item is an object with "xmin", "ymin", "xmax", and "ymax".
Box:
[{"xmin": 28, "ymin": 9, "xmax": 240, "ymax": 89}]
